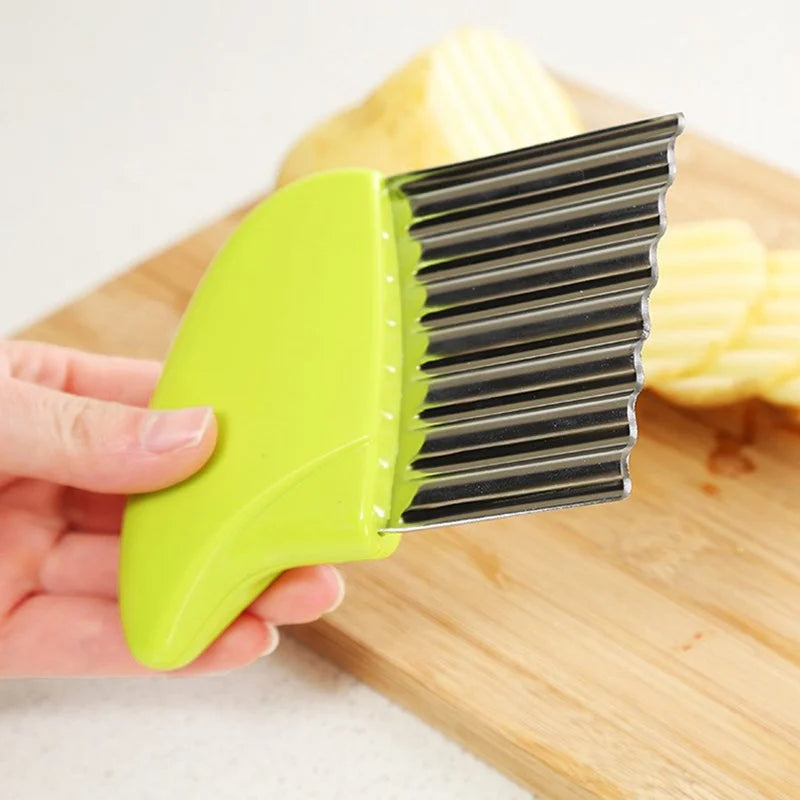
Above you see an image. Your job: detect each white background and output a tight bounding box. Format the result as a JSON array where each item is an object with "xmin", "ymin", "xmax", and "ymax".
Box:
[{"xmin": 1, "ymin": 1, "xmax": 797, "ymax": 797}]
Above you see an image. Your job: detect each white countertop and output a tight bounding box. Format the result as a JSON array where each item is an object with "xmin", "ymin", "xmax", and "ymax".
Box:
[{"xmin": 1, "ymin": 2, "xmax": 797, "ymax": 797}]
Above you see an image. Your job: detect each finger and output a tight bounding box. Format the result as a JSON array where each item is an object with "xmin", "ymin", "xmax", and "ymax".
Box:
[
  {"xmin": 1, "ymin": 340, "xmax": 161, "ymax": 406},
  {"xmin": 248, "ymin": 565, "xmax": 345, "ymax": 625},
  {"xmin": 40, "ymin": 533, "xmax": 119, "ymax": 598},
  {"xmin": 0, "ymin": 478, "xmax": 64, "ymax": 515},
  {"xmin": 62, "ymin": 489, "xmax": 127, "ymax": 532},
  {"xmin": 0, "ymin": 595, "xmax": 276, "ymax": 677},
  {"xmin": 0, "ymin": 504, "xmax": 64, "ymax": 614},
  {"xmin": 41, "ymin": 535, "xmax": 346, "ymax": 628},
  {"xmin": 0, "ymin": 379, "xmax": 216, "ymax": 493},
  {"xmin": 0, "ymin": 482, "xmax": 124, "ymax": 533}
]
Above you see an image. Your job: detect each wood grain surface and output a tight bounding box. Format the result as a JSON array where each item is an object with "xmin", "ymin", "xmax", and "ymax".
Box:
[{"xmin": 18, "ymin": 84, "xmax": 800, "ymax": 799}]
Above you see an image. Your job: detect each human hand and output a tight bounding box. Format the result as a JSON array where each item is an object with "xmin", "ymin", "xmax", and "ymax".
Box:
[{"xmin": 0, "ymin": 340, "xmax": 344, "ymax": 677}]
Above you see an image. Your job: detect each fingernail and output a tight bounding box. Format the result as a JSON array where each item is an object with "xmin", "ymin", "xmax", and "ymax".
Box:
[
  {"xmin": 323, "ymin": 567, "xmax": 346, "ymax": 615},
  {"xmin": 140, "ymin": 406, "xmax": 213, "ymax": 454},
  {"xmin": 260, "ymin": 624, "xmax": 280, "ymax": 658}
]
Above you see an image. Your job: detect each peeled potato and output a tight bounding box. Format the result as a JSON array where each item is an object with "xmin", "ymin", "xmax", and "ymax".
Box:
[
  {"xmin": 644, "ymin": 221, "xmax": 768, "ymax": 385},
  {"xmin": 276, "ymin": 28, "xmax": 583, "ymax": 186},
  {"xmin": 654, "ymin": 250, "xmax": 800, "ymax": 405}
]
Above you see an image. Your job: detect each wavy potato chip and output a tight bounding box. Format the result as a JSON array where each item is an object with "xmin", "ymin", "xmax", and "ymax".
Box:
[
  {"xmin": 757, "ymin": 251, "xmax": 800, "ymax": 407},
  {"xmin": 644, "ymin": 221, "xmax": 768, "ymax": 385},
  {"xmin": 655, "ymin": 250, "xmax": 800, "ymax": 405}
]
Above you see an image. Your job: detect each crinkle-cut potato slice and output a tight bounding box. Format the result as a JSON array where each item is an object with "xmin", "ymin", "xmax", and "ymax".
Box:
[
  {"xmin": 656, "ymin": 250, "xmax": 800, "ymax": 405},
  {"xmin": 768, "ymin": 377, "xmax": 800, "ymax": 407},
  {"xmin": 757, "ymin": 251, "xmax": 800, "ymax": 407},
  {"xmin": 276, "ymin": 28, "xmax": 583, "ymax": 186},
  {"xmin": 643, "ymin": 220, "xmax": 768, "ymax": 385}
]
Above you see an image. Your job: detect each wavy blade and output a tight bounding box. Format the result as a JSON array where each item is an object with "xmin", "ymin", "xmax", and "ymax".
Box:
[{"xmin": 387, "ymin": 114, "xmax": 684, "ymax": 530}]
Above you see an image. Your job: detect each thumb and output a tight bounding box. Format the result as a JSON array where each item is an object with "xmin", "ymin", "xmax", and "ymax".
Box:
[{"xmin": 0, "ymin": 378, "xmax": 217, "ymax": 493}]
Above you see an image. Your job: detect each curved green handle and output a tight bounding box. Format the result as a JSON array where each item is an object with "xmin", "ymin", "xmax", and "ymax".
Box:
[{"xmin": 120, "ymin": 170, "xmax": 402, "ymax": 670}]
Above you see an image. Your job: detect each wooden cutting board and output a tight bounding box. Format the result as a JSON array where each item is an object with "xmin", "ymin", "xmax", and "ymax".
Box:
[{"xmin": 19, "ymin": 83, "xmax": 800, "ymax": 799}]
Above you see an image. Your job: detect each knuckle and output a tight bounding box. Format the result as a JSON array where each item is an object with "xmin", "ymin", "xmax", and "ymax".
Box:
[{"xmin": 56, "ymin": 395, "xmax": 95, "ymax": 453}]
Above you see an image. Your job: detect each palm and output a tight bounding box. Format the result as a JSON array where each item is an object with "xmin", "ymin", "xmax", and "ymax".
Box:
[{"xmin": 0, "ymin": 342, "xmax": 342, "ymax": 677}]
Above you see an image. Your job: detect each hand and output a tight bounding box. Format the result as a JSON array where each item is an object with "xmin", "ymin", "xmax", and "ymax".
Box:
[{"xmin": 0, "ymin": 340, "xmax": 344, "ymax": 677}]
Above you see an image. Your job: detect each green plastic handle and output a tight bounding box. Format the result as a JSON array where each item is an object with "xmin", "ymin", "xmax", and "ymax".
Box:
[{"xmin": 120, "ymin": 170, "xmax": 403, "ymax": 670}]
